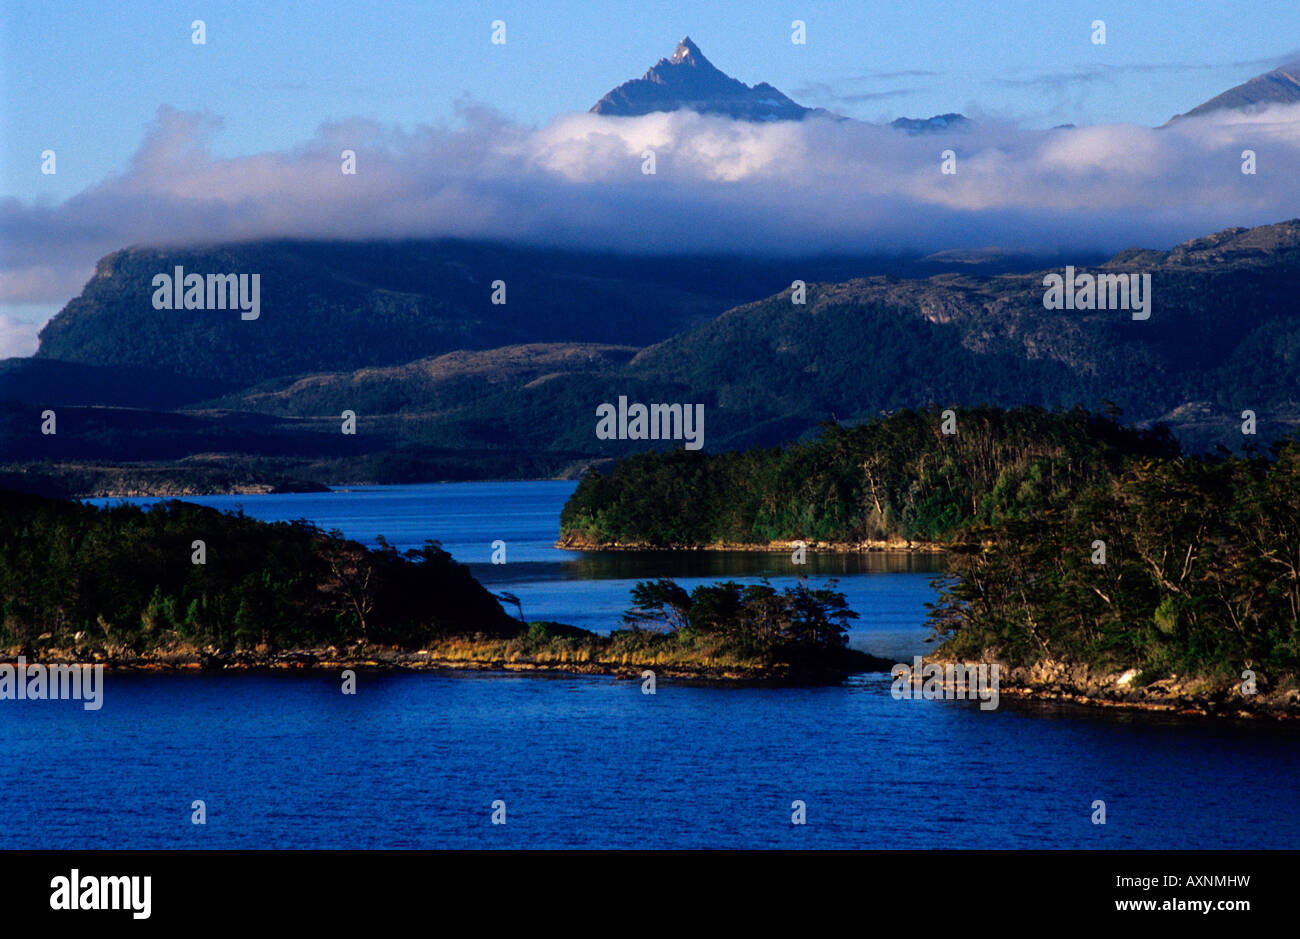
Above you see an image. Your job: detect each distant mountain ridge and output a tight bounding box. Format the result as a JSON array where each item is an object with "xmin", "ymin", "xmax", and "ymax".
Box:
[
  {"xmin": 30, "ymin": 240, "xmax": 767, "ymax": 395},
  {"xmin": 1168, "ymin": 57, "xmax": 1300, "ymax": 122},
  {"xmin": 7, "ymin": 219, "xmax": 1298, "ymax": 493},
  {"xmin": 595, "ymin": 38, "xmax": 1300, "ymax": 130},
  {"xmin": 30, "ymin": 241, "xmax": 1031, "ymax": 398},
  {"xmin": 589, "ymin": 37, "xmax": 1300, "ymax": 130},
  {"xmin": 889, "ymin": 112, "xmax": 971, "ymax": 134},
  {"xmin": 608, "ymin": 219, "xmax": 1300, "ymax": 453}
]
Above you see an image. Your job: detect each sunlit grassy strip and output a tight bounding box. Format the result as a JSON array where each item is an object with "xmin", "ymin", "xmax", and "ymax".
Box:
[{"xmin": 420, "ymin": 633, "xmax": 768, "ymax": 670}]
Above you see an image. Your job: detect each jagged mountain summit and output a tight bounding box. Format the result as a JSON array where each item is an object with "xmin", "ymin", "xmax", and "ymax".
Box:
[
  {"xmin": 590, "ymin": 36, "xmax": 828, "ymax": 121},
  {"xmin": 590, "ymin": 36, "xmax": 968, "ymax": 130},
  {"xmin": 1167, "ymin": 57, "xmax": 1300, "ymax": 122}
]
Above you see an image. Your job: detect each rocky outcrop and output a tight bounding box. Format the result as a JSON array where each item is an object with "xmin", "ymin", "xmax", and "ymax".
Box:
[
  {"xmin": 930, "ymin": 652, "xmax": 1300, "ymax": 719},
  {"xmin": 5, "ymin": 641, "xmax": 895, "ymax": 685}
]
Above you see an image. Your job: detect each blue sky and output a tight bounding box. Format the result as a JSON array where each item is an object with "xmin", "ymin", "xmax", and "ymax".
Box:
[{"xmin": 3, "ymin": 0, "xmax": 1298, "ymax": 203}]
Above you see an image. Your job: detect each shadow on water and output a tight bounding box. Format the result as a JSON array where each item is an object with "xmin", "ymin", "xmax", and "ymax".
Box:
[{"xmin": 469, "ymin": 549, "xmax": 948, "ymax": 584}]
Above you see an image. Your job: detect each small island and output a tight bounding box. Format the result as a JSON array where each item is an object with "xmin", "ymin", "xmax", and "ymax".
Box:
[{"xmin": 0, "ymin": 489, "xmax": 887, "ymax": 684}]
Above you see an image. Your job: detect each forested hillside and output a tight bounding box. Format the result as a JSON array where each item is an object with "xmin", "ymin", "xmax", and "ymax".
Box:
[
  {"xmin": 622, "ymin": 220, "xmax": 1300, "ymax": 453},
  {"xmin": 5, "ymin": 220, "xmax": 1299, "ymax": 491},
  {"xmin": 558, "ymin": 405, "xmax": 1181, "ymax": 546},
  {"xmin": 32, "ymin": 240, "xmax": 964, "ymax": 395},
  {"xmin": 929, "ymin": 434, "xmax": 1300, "ymax": 685}
]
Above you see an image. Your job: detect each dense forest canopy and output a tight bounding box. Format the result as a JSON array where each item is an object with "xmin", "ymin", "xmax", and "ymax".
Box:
[
  {"xmin": 0, "ymin": 491, "xmax": 516, "ymax": 653},
  {"xmin": 929, "ymin": 435, "xmax": 1300, "ymax": 684},
  {"xmin": 560, "ymin": 405, "xmax": 1181, "ymax": 546}
]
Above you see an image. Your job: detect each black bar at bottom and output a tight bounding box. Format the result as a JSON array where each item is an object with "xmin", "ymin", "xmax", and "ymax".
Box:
[{"xmin": 3, "ymin": 849, "xmax": 1289, "ymax": 926}]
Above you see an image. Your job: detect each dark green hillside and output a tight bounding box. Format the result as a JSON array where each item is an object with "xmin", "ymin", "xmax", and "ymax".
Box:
[
  {"xmin": 0, "ymin": 358, "xmax": 223, "ymax": 410},
  {"xmin": 10, "ymin": 220, "xmax": 1300, "ymax": 490},
  {"xmin": 624, "ymin": 220, "xmax": 1300, "ymax": 452},
  {"xmin": 34, "ymin": 240, "xmax": 977, "ymax": 396},
  {"xmin": 200, "ymin": 220, "xmax": 1300, "ymax": 460},
  {"xmin": 559, "ymin": 405, "xmax": 1180, "ymax": 547},
  {"xmin": 204, "ymin": 343, "xmax": 640, "ymax": 418}
]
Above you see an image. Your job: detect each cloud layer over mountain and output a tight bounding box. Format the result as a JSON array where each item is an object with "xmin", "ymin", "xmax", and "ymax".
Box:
[{"xmin": 4, "ymin": 99, "xmax": 1299, "ymax": 341}]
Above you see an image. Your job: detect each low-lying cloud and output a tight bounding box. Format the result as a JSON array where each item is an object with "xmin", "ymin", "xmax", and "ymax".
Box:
[{"xmin": 4, "ymin": 101, "xmax": 1300, "ymax": 336}]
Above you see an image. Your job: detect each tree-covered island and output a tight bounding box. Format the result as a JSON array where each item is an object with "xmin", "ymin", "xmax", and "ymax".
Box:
[
  {"xmin": 0, "ymin": 490, "xmax": 883, "ymax": 682},
  {"xmin": 560, "ymin": 405, "xmax": 1300, "ymax": 716}
]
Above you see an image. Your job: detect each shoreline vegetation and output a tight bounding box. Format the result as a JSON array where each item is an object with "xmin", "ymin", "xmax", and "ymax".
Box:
[
  {"xmin": 926, "ymin": 654, "xmax": 1298, "ymax": 719},
  {"xmin": 4, "ymin": 404, "xmax": 1298, "ymax": 715},
  {"xmin": 558, "ymin": 405, "xmax": 1181, "ymax": 550},
  {"xmin": 4, "ymin": 642, "xmax": 1295, "ymax": 717},
  {"xmin": 559, "ymin": 405, "xmax": 1300, "ymax": 719},
  {"xmin": 0, "ymin": 490, "xmax": 884, "ymax": 684},
  {"xmin": 0, "ymin": 639, "xmax": 891, "ymax": 684},
  {"xmin": 556, "ymin": 535, "xmax": 946, "ymax": 552},
  {"xmin": 4, "ymin": 643, "xmax": 1293, "ymax": 717}
]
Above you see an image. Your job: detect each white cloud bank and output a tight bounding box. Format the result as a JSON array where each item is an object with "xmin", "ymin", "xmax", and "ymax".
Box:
[{"xmin": 3, "ymin": 101, "xmax": 1299, "ymax": 331}]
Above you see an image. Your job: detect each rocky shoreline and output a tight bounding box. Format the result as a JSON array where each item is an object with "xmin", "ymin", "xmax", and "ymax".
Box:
[
  {"xmin": 10, "ymin": 644, "xmax": 1295, "ymax": 716},
  {"xmin": 932, "ymin": 655, "xmax": 1300, "ymax": 720},
  {"xmin": 2, "ymin": 644, "xmax": 897, "ymax": 685}
]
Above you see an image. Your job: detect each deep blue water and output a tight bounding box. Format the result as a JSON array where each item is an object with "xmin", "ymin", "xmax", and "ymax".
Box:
[{"xmin": 1, "ymin": 482, "xmax": 1293, "ymax": 849}]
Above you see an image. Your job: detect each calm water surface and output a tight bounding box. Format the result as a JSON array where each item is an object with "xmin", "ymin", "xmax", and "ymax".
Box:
[{"xmin": 0, "ymin": 482, "xmax": 1291, "ymax": 849}]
